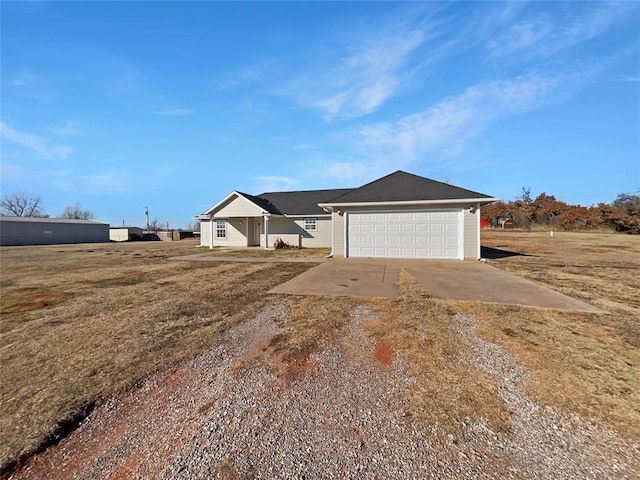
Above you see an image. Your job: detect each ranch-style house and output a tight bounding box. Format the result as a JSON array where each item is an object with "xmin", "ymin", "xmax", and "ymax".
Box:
[{"xmin": 198, "ymin": 171, "xmax": 497, "ymax": 260}]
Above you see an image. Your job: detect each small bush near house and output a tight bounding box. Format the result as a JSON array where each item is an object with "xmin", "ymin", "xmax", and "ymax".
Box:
[{"xmin": 273, "ymin": 238, "xmax": 299, "ymax": 250}]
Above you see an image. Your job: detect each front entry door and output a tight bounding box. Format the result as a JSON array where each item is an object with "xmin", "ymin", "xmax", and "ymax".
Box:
[{"xmin": 253, "ymin": 218, "xmax": 261, "ymax": 246}]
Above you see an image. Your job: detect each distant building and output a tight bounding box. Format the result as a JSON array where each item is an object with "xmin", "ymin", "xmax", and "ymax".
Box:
[
  {"xmin": 0, "ymin": 216, "xmax": 110, "ymax": 246},
  {"xmin": 109, "ymin": 227, "xmax": 144, "ymax": 242}
]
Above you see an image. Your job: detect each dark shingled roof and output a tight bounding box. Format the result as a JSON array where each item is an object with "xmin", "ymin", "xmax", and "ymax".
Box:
[
  {"xmin": 323, "ymin": 171, "xmax": 493, "ymax": 204},
  {"xmin": 256, "ymin": 189, "xmax": 355, "ymax": 215},
  {"xmin": 236, "ymin": 192, "xmax": 282, "ymax": 215}
]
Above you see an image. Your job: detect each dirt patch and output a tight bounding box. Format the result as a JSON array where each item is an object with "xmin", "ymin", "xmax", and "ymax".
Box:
[
  {"xmin": 374, "ymin": 344, "xmax": 394, "ymax": 365},
  {"xmin": 2, "ymin": 288, "xmax": 75, "ymax": 313}
]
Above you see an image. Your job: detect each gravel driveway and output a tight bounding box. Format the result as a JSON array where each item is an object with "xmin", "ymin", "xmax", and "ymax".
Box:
[{"xmin": 8, "ymin": 301, "xmax": 638, "ymax": 479}]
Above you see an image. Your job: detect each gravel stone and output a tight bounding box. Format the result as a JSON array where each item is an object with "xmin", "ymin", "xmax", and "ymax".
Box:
[
  {"xmin": 452, "ymin": 312, "xmax": 639, "ymax": 480},
  {"xmin": 8, "ymin": 304, "xmax": 639, "ymax": 479}
]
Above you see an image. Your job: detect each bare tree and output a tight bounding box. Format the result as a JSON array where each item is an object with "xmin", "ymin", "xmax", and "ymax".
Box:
[
  {"xmin": 0, "ymin": 193, "xmax": 48, "ymax": 217},
  {"xmin": 186, "ymin": 220, "xmax": 200, "ymax": 232},
  {"xmin": 148, "ymin": 217, "xmax": 163, "ymax": 232},
  {"xmin": 60, "ymin": 202, "xmax": 95, "ymax": 220}
]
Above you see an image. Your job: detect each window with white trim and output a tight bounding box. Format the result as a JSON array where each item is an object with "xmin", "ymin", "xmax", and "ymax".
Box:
[
  {"xmin": 216, "ymin": 219, "xmax": 227, "ymax": 238},
  {"xmin": 304, "ymin": 217, "xmax": 317, "ymax": 231}
]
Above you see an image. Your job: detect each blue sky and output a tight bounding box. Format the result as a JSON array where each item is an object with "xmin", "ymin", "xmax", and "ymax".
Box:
[{"xmin": 1, "ymin": 1, "xmax": 639, "ymax": 228}]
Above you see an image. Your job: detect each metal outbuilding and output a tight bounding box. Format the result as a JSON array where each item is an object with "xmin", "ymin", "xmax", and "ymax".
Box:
[{"xmin": 0, "ymin": 216, "xmax": 110, "ymax": 246}]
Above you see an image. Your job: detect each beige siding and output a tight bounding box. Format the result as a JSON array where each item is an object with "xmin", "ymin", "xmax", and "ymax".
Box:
[
  {"xmin": 332, "ymin": 211, "xmax": 345, "ymax": 256},
  {"xmin": 199, "ymin": 219, "xmax": 211, "ymax": 247},
  {"xmin": 215, "ymin": 219, "xmax": 249, "ymax": 247},
  {"xmin": 463, "ymin": 205, "xmax": 480, "ymax": 259},
  {"xmin": 216, "ymin": 195, "xmax": 264, "ymax": 217},
  {"xmin": 200, "ymin": 218, "xmax": 249, "ymax": 247},
  {"xmin": 260, "ymin": 216, "xmax": 331, "ymax": 248}
]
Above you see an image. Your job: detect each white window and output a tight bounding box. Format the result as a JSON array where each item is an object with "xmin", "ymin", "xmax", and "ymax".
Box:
[
  {"xmin": 304, "ymin": 217, "xmax": 317, "ymax": 231},
  {"xmin": 216, "ymin": 219, "xmax": 227, "ymax": 238}
]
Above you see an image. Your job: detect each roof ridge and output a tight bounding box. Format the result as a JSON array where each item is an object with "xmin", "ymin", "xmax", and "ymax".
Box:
[
  {"xmin": 319, "ymin": 170, "xmax": 494, "ymax": 204},
  {"xmin": 257, "ymin": 187, "xmax": 355, "ymax": 196}
]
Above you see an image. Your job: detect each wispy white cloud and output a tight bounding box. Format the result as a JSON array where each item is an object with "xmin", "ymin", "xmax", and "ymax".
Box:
[
  {"xmin": 254, "ymin": 176, "xmax": 298, "ymax": 193},
  {"xmin": 217, "ymin": 68, "xmax": 265, "ymax": 90},
  {"xmin": 152, "ymin": 107, "xmax": 194, "ymax": 117},
  {"xmin": 284, "ymin": 27, "xmax": 425, "ymax": 121},
  {"xmin": 6, "ymin": 68, "xmax": 52, "ymax": 101},
  {"xmin": 86, "ymin": 171, "xmax": 129, "ymax": 194},
  {"xmin": 621, "ymin": 75, "xmax": 640, "ymax": 82},
  {"xmin": 324, "ymin": 161, "xmax": 372, "ymax": 182},
  {"xmin": 0, "ymin": 122, "xmax": 74, "ymax": 159},
  {"xmin": 360, "ymin": 73, "xmax": 561, "ymax": 154},
  {"xmin": 0, "ymin": 162, "xmax": 24, "ymax": 181},
  {"xmin": 9, "ymin": 69, "xmax": 41, "ymax": 87},
  {"xmin": 50, "ymin": 145, "xmax": 74, "ymax": 159},
  {"xmin": 220, "ymin": 3, "xmax": 568, "ymax": 123},
  {"xmin": 334, "ymin": 66, "xmax": 602, "ymax": 177},
  {"xmin": 487, "ymin": 2, "xmax": 636, "ymax": 59},
  {"xmin": 51, "ymin": 121, "xmax": 80, "ymax": 137}
]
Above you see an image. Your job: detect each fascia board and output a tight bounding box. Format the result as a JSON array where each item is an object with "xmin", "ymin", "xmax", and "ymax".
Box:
[
  {"xmin": 204, "ymin": 191, "xmax": 271, "ymax": 216},
  {"xmin": 318, "ymin": 197, "xmax": 499, "ymax": 208},
  {"xmin": 203, "ymin": 191, "xmax": 242, "ymax": 215},
  {"xmin": 284, "ymin": 214, "xmax": 332, "ymax": 218}
]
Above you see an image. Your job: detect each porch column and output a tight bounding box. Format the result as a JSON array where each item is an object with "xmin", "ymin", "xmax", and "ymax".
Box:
[
  {"xmin": 245, "ymin": 216, "xmax": 250, "ymax": 247},
  {"xmin": 209, "ymin": 216, "xmax": 214, "ymax": 249},
  {"xmin": 264, "ymin": 215, "xmax": 269, "ymax": 249}
]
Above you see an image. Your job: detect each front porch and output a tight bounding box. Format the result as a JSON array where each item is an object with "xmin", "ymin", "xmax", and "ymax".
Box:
[{"xmin": 198, "ymin": 215, "xmax": 277, "ymax": 249}]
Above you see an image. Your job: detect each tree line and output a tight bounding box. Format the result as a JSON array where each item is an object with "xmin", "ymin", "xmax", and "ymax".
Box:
[
  {"xmin": 483, "ymin": 188, "xmax": 640, "ymax": 234},
  {"xmin": 0, "ymin": 193, "xmax": 94, "ymax": 220}
]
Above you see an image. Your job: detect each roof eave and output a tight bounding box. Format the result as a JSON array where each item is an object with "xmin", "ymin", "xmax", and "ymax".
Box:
[
  {"xmin": 203, "ymin": 191, "xmax": 275, "ymax": 216},
  {"xmin": 318, "ymin": 197, "xmax": 499, "ymax": 208}
]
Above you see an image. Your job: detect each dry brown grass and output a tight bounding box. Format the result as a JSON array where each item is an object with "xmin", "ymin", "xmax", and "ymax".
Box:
[
  {"xmin": 469, "ymin": 230, "xmax": 640, "ymax": 440},
  {"xmin": 256, "ymin": 296, "xmax": 355, "ymax": 382},
  {"xmin": 0, "ymin": 240, "xmax": 314, "ymax": 471},
  {"xmin": 363, "ymin": 271, "xmax": 511, "ymax": 436},
  {"xmin": 203, "ymin": 246, "xmax": 331, "ymax": 259},
  {"xmin": 2, "ymin": 232, "xmax": 638, "ymax": 473}
]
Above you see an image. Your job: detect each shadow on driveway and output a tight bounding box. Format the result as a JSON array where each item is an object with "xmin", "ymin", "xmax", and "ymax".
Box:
[{"xmin": 480, "ymin": 246, "xmax": 533, "ymax": 259}]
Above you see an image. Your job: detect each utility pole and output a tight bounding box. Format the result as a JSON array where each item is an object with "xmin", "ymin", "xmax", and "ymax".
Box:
[{"xmin": 144, "ymin": 207, "xmax": 150, "ymax": 232}]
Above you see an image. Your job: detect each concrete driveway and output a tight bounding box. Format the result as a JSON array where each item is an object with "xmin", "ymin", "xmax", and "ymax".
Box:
[{"xmin": 269, "ymin": 258, "xmax": 605, "ymax": 313}]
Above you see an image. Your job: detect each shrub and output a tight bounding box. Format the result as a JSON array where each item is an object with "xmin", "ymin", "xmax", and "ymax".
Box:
[{"xmin": 273, "ymin": 238, "xmax": 297, "ymax": 250}]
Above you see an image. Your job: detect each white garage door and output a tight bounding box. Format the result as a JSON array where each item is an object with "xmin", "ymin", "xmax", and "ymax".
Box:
[{"xmin": 347, "ymin": 210, "xmax": 462, "ymax": 259}]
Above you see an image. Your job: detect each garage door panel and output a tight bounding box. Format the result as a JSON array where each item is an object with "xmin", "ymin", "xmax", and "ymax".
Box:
[{"xmin": 348, "ymin": 209, "xmax": 461, "ymax": 259}]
